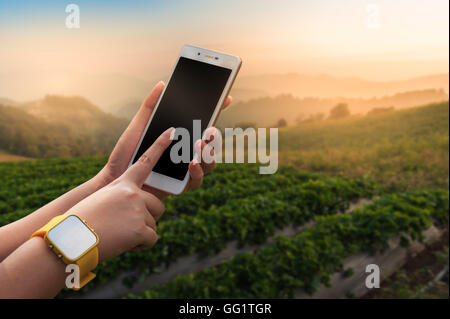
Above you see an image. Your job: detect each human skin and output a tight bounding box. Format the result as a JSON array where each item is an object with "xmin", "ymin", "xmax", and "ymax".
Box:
[
  {"xmin": 0, "ymin": 127, "xmax": 174, "ymax": 298},
  {"xmin": 0, "ymin": 82, "xmax": 232, "ymax": 298},
  {"xmin": 0, "ymin": 81, "xmax": 231, "ymax": 262}
]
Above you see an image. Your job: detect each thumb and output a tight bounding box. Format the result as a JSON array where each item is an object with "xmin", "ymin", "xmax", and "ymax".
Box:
[{"xmin": 123, "ymin": 127, "xmax": 175, "ymax": 187}]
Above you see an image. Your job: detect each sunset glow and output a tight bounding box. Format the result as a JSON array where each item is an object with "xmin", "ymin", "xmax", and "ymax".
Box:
[{"xmin": 0, "ymin": 0, "xmax": 448, "ymax": 102}]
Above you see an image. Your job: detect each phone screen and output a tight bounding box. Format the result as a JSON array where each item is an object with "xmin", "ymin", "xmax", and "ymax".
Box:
[{"xmin": 132, "ymin": 56, "xmax": 232, "ymax": 181}]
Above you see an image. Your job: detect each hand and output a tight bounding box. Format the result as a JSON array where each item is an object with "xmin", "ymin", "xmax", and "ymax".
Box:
[
  {"xmin": 96, "ymin": 81, "xmax": 232, "ymax": 200},
  {"xmin": 67, "ymin": 128, "xmax": 174, "ymax": 262}
]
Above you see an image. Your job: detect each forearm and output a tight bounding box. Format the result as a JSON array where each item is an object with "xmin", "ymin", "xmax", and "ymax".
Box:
[
  {"xmin": 0, "ymin": 174, "xmax": 106, "ymax": 262},
  {"xmin": 0, "ymin": 237, "xmax": 67, "ymax": 298}
]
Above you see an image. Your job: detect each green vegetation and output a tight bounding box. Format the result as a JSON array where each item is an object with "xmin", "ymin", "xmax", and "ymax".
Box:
[
  {"xmin": 0, "ymin": 100, "xmax": 448, "ymax": 299},
  {"xmin": 128, "ymin": 190, "xmax": 449, "ymax": 298},
  {"xmin": 373, "ymin": 245, "xmax": 449, "ymax": 299},
  {"xmin": 279, "ymin": 102, "xmax": 449, "ymax": 191},
  {"xmin": 0, "ymin": 158, "xmax": 377, "ymax": 297},
  {"xmin": 217, "ymin": 89, "xmax": 448, "ymax": 127},
  {"xmin": 329, "ymin": 103, "xmax": 350, "ymax": 119},
  {"xmin": 0, "ymin": 156, "xmax": 107, "ymax": 223},
  {"xmin": 0, "ymin": 95, "xmax": 128, "ymax": 158}
]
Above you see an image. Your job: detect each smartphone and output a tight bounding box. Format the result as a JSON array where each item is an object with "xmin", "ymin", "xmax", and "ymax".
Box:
[{"xmin": 128, "ymin": 45, "xmax": 242, "ymax": 194}]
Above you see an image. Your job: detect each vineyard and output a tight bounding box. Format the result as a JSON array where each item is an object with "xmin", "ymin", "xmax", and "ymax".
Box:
[{"xmin": 0, "ymin": 154, "xmax": 448, "ymax": 298}]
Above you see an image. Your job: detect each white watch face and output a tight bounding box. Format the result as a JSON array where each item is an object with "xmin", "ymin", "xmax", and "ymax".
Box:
[{"xmin": 47, "ymin": 215, "xmax": 97, "ymax": 261}]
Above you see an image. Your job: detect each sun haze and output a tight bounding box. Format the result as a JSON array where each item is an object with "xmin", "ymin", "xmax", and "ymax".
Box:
[{"xmin": 0, "ymin": 0, "xmax": 448, "ymax": 103}]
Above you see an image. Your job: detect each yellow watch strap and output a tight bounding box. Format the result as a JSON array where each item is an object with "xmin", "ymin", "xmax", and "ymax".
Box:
[
  {"xmin": 73, "ymin": 246, "xmax": 98, "ymax": 291},
  {"xmin": 31, "ymin": 214, "xmax": 99, "ymax": 290},
  {"xmin": 31, "ymin": 215, "xmax": 67, "ymax": 238}
]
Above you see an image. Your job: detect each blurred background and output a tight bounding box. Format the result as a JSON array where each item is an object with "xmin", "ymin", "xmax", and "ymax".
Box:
[{"xmin": 0, "ymin": 0, "xmax": 448, "ymax": 299}]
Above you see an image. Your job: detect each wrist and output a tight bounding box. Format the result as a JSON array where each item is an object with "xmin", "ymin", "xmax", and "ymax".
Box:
[
  {"xmin": 32, "ymin": 214, "xmax": 100, "ymax": 290},
  {"xmin": 31, "ymin": 236, "xmax": 67, "ymax": 272},
  {"xmin": 1, "ymin": 237, "xmax": 67, "ymax": 298},
  {"xmin": 26, "ymin": 236, "xmax": 68, "ymax": 296}
]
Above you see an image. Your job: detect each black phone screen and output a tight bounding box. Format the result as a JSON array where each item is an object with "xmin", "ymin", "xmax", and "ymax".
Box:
[{"xmin": 132, "ymin": 56, "xmax": 232, "ymax": 181}]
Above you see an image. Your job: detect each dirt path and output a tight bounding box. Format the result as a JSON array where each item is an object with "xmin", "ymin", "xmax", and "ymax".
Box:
[
  {"xmin": 362, "ymin": 229, "xmax": 449, "ymax": 299},
  {"xmin": 0, "ymin": 153, "xmax": 32, "ymax": 162}
]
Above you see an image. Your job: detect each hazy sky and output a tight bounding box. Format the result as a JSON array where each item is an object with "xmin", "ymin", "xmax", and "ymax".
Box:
[{"xmin": 0, "ymin": 0, "xmax": 448, "ymax": 92}]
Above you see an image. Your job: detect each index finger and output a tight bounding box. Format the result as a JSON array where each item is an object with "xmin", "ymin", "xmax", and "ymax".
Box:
[{"xmin": 123, "ymin": 127, "xmax": 175, "ymax": 187}]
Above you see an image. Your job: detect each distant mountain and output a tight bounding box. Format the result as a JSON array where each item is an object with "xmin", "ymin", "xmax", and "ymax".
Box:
[
  {"xmin": 104, "ymin": 72, "xmax": 449, "ymax": 120},
  {"xmin": 2, "ymin": 71, "xmax": 447, "ymax": 117},
  {"xmin": 108, "ymin": 99, "xmax": 143, "ymax": 120},
  {"xmin": 0, "ymin": 96, "xmax": 128, "ymax": 158},
  {"xmin": 20, "ymin": 95, "xmax": 128, "ymax": 135},
  {"xmin": 0, "ymin": 97, "xmax": 19, "ymax": 106},
  {"xmin": 0, "ymin": 71, "xmax": 157, "ymax": 113},
  {"xmin": 232, "ymin": 73, "xmax": 449, "ymax": 100},
  {"xmin": 229, "ymin": 87, "xmax": 271, "ymax": 102},
  {"xmin": 106, "ymin": 87, "xmax": 273, "ymax": 121},
  {"xmin": 216, "ymin": 89, "xmax": 449, "ymax": 127}
]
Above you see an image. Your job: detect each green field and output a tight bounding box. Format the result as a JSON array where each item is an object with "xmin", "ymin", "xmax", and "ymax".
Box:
[
  {"xmin": 0, "ymin": 101, "xmax": 448, "ymax": 298},
  {"xmin": 278, "ymin": 102, "xmax": 449, "ymax": 192},
  {"xmin": 0, "ymin": 160, "xmax": 379, "ymax": 296},
  {"xmin": 131, "ymin": 190, "xmax": 449, "ymax": 298}
]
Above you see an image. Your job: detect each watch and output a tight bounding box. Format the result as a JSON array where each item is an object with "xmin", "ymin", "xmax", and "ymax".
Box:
[{"xmin": 31, "ymin": 214, "xmax": 99, "ymax": 290}]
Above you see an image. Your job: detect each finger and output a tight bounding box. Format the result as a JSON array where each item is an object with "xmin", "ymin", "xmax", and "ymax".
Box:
[
  {"xmin": 222, "ymin": 95, "xmax": 232, "ymax": 110},
  {"xmin": 202, "ymin": 127, "xmax": 221, "ymax": 173},
  {"xmin": 194, "ymin": 137, "xmax": 216, "ymax": 173},
  {"xmin": 118, "ymin": 81, "xmax": 165, "ymax": 141},
  {"xmin": 141, "ymin": 81, "xmax": 165, "ymax": 113},
  {"xmin": 188, "ymin": 159, "xmax": 203, "ymax": 190},
  {"xmin": 143, "ymin": 211, "xmax": 157, "ymax": 232},
  {"xmin": 193, "ymin": 139, "xmax": 203, "ymax": 161},
  {"xmin": 141, "ymin": 190, "xmax": 165, "ymax": 222},
  {"xmin": 142, "ymin": 184, "xmax": 170, "ymax": 201},
  {"xmin": 123, "ymin": 127, "xmax": 174, "ymax": 186},
  {"xmin": 107, "ymin": 81, "xmax": 165, "ymax": 167},
  {"xmin": 204, "ymin": 126, "xmax": 222, "ymax": 144},
  {"xmin": 139, "ymin": 226, "xmax": 158, "ymax": 250},
  {"xmin": 202, "ymin": 145, "xmax": 216, "ymax": 174},
  {"xmin": 194, "ymin": 138, "xmax": 216, "ymax": 174}
]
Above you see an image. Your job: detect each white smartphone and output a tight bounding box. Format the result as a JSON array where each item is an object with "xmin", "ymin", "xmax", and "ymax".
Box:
[{"xmin": 128, "ymin": 44, "xmax": 242, "ymax": 195}]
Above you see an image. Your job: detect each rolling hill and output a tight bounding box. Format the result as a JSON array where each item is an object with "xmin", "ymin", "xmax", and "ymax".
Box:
[
  {"xmin": 2, "ymin": 72, "xmax": 447, "ymax": 116},
  {"xmin": 217, "ymin": 89, "xmax": 449, "ymax": 127},
  {"xmin": 0, "ymin": 100, "xmax": 447, "ymax": 299},
  {"xmin": 233, "ymin": 73, "xmax": 449, "ymax": 100},
  {"xmin": 0, "ymin": 96, "xmax": 128, "ymax": 158},
  {"xmin": 278, "ymin": 101, "xmax": 449, "ymax": 191}
]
